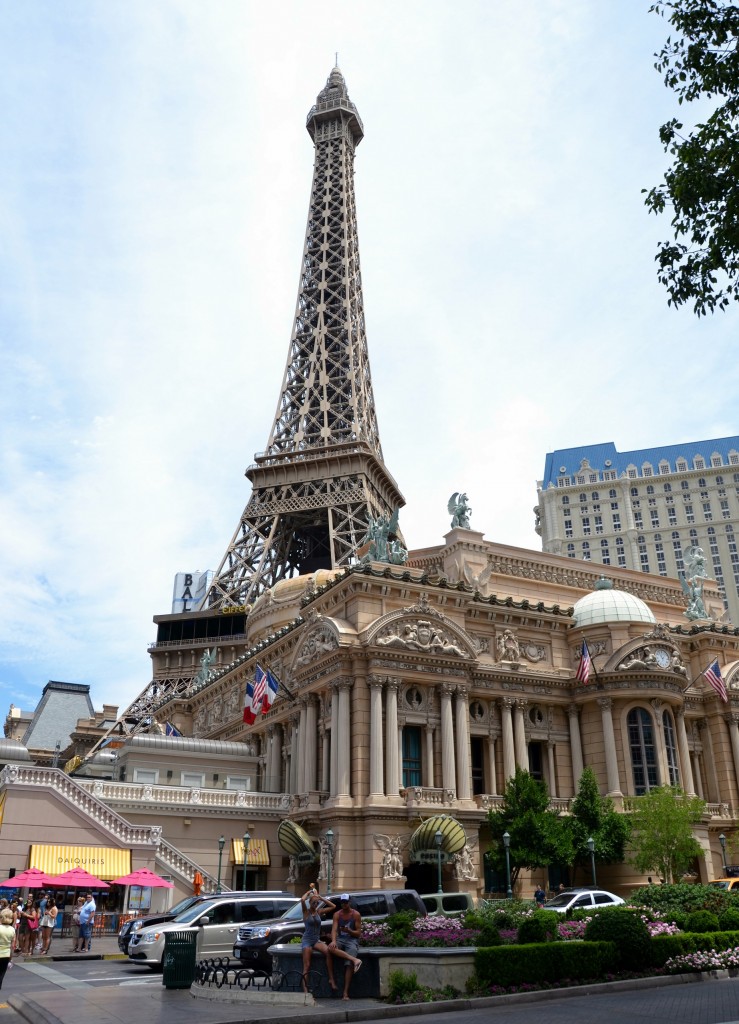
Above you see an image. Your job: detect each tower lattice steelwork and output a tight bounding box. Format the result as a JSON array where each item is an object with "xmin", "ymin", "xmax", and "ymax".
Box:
[{"xmin": 203, "ymin": 66, "xmax": 403, "ymax": 610}]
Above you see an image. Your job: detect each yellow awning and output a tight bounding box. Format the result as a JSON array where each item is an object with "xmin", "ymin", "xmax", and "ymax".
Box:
[
  {"xmin": 230, "ymin": 838, "xmax": 270, "ymax": 866},
  {"xmin": 29, "ymin": 845, "xmax": 131, "ymax": 881},
  {"xmin": 409, "ymin": 815, "xmax": 467, "ymax": 855}
]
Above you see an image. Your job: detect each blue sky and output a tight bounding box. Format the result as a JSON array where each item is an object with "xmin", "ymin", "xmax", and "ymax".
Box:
[{"xmin": 1, "ymin": 1, "xmax": 737, "ymax": 720}]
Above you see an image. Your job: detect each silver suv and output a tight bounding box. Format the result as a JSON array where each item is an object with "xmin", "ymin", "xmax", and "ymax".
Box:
[{"xmin": 128, "ymin": 893, "xmax": 298, "ymax": 967}]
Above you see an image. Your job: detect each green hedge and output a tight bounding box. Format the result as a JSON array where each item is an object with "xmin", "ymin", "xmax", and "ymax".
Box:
[
  {"xmin": 474, "ymin": 941, "xmax": 617, "ymax": 988},
  {"xmin": 650, "ymin": 929, "xmax": 739, "ymax": 968}
]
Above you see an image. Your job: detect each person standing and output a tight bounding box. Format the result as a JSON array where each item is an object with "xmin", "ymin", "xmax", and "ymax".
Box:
[
  {"xmin": 40, "ymin": 897, "xmax": 58, "ymax": 954},
  {"xmin": 18, "ymin": 899, "xmax": 37, "ymax": 956},
  {"xmin": 534, "ymin": 884, "xmax": 546, "ymax": 907},
  {"xmin": 329, "ymin": 894, "xmax": 362, "ymax": 1000},
  {"xmin": 74, "ymin": 894, "xmax": 96, "ymax": 953},
  {"xmin": 0, "ymin": 909, "xmax": 15, "ymax": 990},
  {"xmin": 70, "ymin": 897, "xmax": 84, "ymax": 951}
]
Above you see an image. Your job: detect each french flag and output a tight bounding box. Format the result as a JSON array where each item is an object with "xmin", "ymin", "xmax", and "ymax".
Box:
[
  {"xmin": 243, "ymin": 681, "xmax": 257, "ymax": 725},
  {"xmin": 263, "ymin": 669, "xmax": 279, "ymax": 714}
]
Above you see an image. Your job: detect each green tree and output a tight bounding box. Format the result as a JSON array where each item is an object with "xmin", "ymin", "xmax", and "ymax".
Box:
[
  {"xmin": 644, "ymin": 1, "xmax": 739, "ymax": 314},
  {"xmin": 627, "ymin": 785, "xmax": 705, "ymax": 882},
  {"xmin": 486, "ymin": 767, "xmax": 570, "ymax": 890},
  {"xmin": 567, "ymin": 767, "xmax": 631, "ymax": 882}
]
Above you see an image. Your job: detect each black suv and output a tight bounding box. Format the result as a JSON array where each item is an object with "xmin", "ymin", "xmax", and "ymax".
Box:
[
  {"xmin": 232, "ymin": 888, "xmax": 427, "ymax": 973},
  {"xmin": 118, "ymin": 890, "xmax": 293, "ymax": 954}
]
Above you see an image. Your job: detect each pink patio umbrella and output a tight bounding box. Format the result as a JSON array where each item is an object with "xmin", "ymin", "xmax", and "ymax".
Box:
[
  {"xmin": 111, "ymin": 868, "xmax": 173, "ymax": 888},
  {"xmin": 44, "ymin": 867, "xmax": 109, "ymax": 890},
  {"xmin": 0, "ymin": 867, "xmax": 54, "ymax": 888}
]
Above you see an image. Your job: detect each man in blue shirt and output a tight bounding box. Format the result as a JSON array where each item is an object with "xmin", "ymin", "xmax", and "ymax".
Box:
[{"xmin": 74, "ymin": 893, "xmax": 96, "ymax": 953}]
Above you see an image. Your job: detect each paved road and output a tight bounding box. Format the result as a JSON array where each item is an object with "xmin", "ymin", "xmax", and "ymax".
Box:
[{"xmin": 3, "ymin": 951, "xmax": 739, "ymax": 1024}]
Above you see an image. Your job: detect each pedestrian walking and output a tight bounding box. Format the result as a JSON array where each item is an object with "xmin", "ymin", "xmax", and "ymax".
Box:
[{"xmin": 0, "ymin": 908, "xmax": 14, "ymax": 989}]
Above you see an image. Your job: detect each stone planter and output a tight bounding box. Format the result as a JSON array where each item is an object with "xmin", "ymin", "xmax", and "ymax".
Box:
[{"xmin": 269, "ymin": 944, "xmax": 477, "ymax": 998}]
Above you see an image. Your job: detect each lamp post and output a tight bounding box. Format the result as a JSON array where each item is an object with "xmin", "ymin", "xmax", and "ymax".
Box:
[
  {"xmin": 502, "ymin": 832, "xmax": 512, "ymax": 900},
  {"xmin": 720, "ymin": 833, "xmax": 727, "ymax": 875},
  {"xmin": 587, "ymin": 836, "xmax": 597, "ymax": 887},
  {"xmin": 325, "ymin": 829, "xmax": 334, "ymax": 894},
  {"xmin": 434, "ymin": 829, "xmax": 444, "ymax": 894},
  {"xmin": 243, "ymin": 830, "xmax": 251, "ymax": 889},
  {"xmin": 217, "ymin": 835, "xmax": 225, "ymax": 894}
]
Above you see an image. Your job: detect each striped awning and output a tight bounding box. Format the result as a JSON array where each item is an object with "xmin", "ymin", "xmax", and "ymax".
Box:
[
  {"xmin": 230, "ymin": 837, "xmax": 270, "ymax": 866},
  {"xmin": 409, "ymin": 815, "xmax": 467, "ymax": 855},
  {"xmin": 29, "ymin": 844, "xmax": 131, "ymax": 881},
  {"xmin": 277, "ymin": 820, "xmax": 316, "ymax": 860}
]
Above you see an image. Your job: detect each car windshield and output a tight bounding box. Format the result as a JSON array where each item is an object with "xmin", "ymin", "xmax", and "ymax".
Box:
[
  {"xmin": 709, "ymin": 881, "xmax": 730, "ymax": 889},
  {"xmin": 543, "ymin": 893, "xmax": 573, "ymax": 908},
  {"xmin": 168, "ymin": 896, "xmax": 199, "ymax": 916},
  {"xmin": 174, "ymin": 900, "xmax": 217, "ymax": 924},
  {"xmin": 281, "ymin": 902, "xmax": 305, "ymax": 921}
]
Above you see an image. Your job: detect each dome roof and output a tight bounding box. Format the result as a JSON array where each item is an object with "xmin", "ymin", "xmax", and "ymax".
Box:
[{"xmin": 572, "ymin": 576, "xmax": 656, "ymax": 628}]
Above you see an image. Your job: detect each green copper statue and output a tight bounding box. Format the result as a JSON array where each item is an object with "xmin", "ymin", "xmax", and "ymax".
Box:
[
  {"xmin": 448, "ymin": 492, "xmax": 471, "ymax": 529},
  {"xmin": 361, "ymin": 508, "xmax": 407, "ymax": 565},
  {"xmin": 680, "ymin": 544, "xmax": 709, "ymax": 620}
]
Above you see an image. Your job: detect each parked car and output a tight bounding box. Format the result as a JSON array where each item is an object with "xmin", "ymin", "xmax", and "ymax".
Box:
[
  {"xmin": 709, "ymin": 878, "xmax": 739, "ymax": 891},
  {"xmin": 420, "ymin": 892, "xmax": 476, "ymax": 917},
  {"xmin": 543, "ymin": 887, "xmax": 625, "ymax": 914},
  {"xmin": 127, "ymin": 893, "xmax": 298, "ymax": 967},
  {"xmin": 118, "ymin": 890, "xmax": 293, "ymax": 954},
  {"xmin": 233, "ymin": 888, "xmax": 427, "ymax": 973}
]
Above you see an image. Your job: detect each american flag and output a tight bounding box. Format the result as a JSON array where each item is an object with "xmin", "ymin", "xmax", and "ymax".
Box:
[
  {"xmin": 252, "ymin": 664, "xmax": 268, "ymax": 714},
  {"xmin": 575, "ymin": 641, "xmax": 592, "ymax": 684},
  {"xmin": 704, "ymin": 659, "xmax": 728, "ymax": 703}
]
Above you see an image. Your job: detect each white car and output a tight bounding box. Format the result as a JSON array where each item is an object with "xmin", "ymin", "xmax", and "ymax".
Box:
[
  {"xmin": 543, "ymin": 887, "xmax": 625, "ymax": 914},
  {"xmin": 128, "ymin": 894, "xmax": 298, "ymax": 967}
]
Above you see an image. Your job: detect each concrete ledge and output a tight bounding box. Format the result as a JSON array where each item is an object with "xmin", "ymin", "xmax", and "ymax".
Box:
[{"xmin": 191, "ymin": 983, "xmax": 316, "ymax": 1006}]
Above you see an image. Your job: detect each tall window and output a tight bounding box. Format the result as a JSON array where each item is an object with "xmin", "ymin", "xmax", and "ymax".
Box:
[
  {"xmin": 402, "ymin": 726, "xmax": 422, "ymax": 787},
  {"xmin": 662, "ymin": 710, "xmax": 680, "ymax": 786},
  {"xmin": 628, "ymin": 707, "xmax": 659, "ymax": 795},
  {"xmin": 470, "ymin": 737, "xmax": 485, "ymax": 795}
]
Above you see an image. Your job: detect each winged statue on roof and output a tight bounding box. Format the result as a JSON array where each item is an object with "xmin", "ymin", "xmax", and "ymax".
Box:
[
  {"xmin": 361, "ymin": 507, "xmax": 406, "ymax": 564},
  {"xmin": 448, "ymin": 492, "xmax": 471, "ymax": 529}
]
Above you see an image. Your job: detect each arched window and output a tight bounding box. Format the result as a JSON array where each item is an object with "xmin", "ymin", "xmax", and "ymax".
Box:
[
  {"xmin": 609, "ymin": 489, "xmax": 617, "ymax": 499},
  {"xmin": 647, "ymin": 485, "xmax": 655, "ymax": 495},
  {"xmin": 663, "ymin": 710, "xmax": 680, "ymax": 786},
  {"xmin": 627, "ymin": 707, "xmax": 659, "ymax": 795},
  {"xmin": 630, "ymin": 487, "xmax": 638, "ymax": 497},
  {"xmin": 579, "ymin": 493, "xmax": 587, "ymax": 503},
  {"xmin": 664, "ymin": 483, "xmax": 672, "ymax": 492}
]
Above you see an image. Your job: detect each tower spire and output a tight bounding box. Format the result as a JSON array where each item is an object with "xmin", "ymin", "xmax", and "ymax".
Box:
[{"xmin": 204, "ymin": 68, "xmax": 404, "ymax": 609}]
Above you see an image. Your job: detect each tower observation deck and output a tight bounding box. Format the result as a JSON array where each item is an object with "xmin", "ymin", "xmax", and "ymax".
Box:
[{"xmin": 203, "ymin": 66, "xmax": 404, "ymax": 609}]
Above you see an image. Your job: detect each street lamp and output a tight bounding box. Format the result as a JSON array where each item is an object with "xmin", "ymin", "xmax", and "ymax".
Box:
[
  {"xmin": 217, "ymin": 835, "xmax": 225, "ymax": 894},
  {"xmin": 434, "ymin": 829, "xmax": 444, "ymax": 894},
  {"xmin": 720, "ymin": 833, "xmax": 727, "ymax": 875},
  {"xmin": 243, "ymin": 831, "xmax": 251, "ymax": 889},
  {"xmin": 325, "ymin": 829, "xmax": 334, "ymax": 894},
  {"xmin": 502, "ymin": 832, "xmax": 512, "ymax": 900},
  {"xmin": 587, "ymin": 836, "xmax": 596, "ymax": 887}
]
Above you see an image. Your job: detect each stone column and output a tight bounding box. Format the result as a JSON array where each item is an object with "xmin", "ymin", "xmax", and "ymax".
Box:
[
  {"xmin": 385, "ymin": 679, "xmax": 400, "ymax": 796},
  {"xmin": 288, "ymin": 714, "xmax": 300, "ymax": 794},
  {"xmin": 597, "ymin": 697, "xmax": 622, "ymax": 797},
  {"xmin": 728, "ymin": 714, "xmax": 739, "ymax": 800},
  {"xmin": 267, "ymin": 725, "xmax": 282, "ymax": 792},
  {"xmin": 698, "ymin": 719, "xmax": 720, "ymax": 803},
  {"xmin": 692, "ymin": 752, "xmax": 705, "ymax": 798},
  {"xmin": 547, "ymin": 741, "xmax": 557, "ymax": 798},
  {"xmin": 368, "ymin": 677, "xmax": 385, "ymax": 798},
  {"xmin": 440, "ymin": 684, "xmax": 456, "ymax": 794},
  {"xmin": 424, "ymin": 725, "xmax": 435, "ymax": 788},
  {"xmin": 303, "ymin": 697, "xmax": 317, "ymax": 792},
  {"xmin": 296, "ymin": 701, "xmax": 307, "ymax": 793},
  {"xmin": 650, "ymin": 699, "xmax": 670, "ymax": 786},
  {"xmin": 455, "ymin": 687, "xmax": 472, "ymax": 800},
  {"xmin": 320, "ymin": 722, "xmax": 329, "ymax": 793},
  {"xmin": 487, "ymin": 733, "xmax": 497, "ymax": 795},
  {"xmin": 336, "ymin": 679, "xmax": 352, "ymax": 799},
  {"xmin": 675, "ymin": 708, "xmax": 695, "ymax": 795},
  {"xmin": 513, "ymin": 700, "xmax": 528, "ymax": 769},
  {"xmin": 500, "ymin": 698, "xmax": 516, "ymax": 782},
  {"xmin": 329, "ymin": 686, "xmax": 339, "ymax": 797},
  {"xmin": 567, "ymin": 704, "xmax": 584, "ymax": 791}
]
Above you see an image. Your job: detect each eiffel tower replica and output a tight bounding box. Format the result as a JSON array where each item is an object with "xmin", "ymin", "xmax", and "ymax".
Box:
[
  {"xmin": 88, "ymin": 66, "xmax": 405, "ymax": 751},
  {"xmin": 203, "ymin": 64, "xmax": 404, "ymax": 610}
]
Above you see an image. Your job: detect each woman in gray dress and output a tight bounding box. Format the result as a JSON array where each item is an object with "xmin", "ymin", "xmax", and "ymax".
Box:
[{"xmin": 300, "ymin": 885, "xmax": 360, "ymax": 992}]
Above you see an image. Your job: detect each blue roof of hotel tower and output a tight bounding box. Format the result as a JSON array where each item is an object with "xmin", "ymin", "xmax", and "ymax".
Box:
[{"xmin": 541, "ymin": 435, "xmax": 739, "ymax": 488}]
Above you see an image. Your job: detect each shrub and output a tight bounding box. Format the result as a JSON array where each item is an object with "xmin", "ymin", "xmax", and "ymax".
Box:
[
  {"xmin": 474, "ymin": 940, "xmax": 617, "ymax": 988},
  {"xmin": 685, "ymin": 910, "xmax": 719, "ymax": 933},
  {"xmin": 584, "ymin": 908, "xmax": 651, "ymax": 972},
  {"xmin": 631, "ymin": 883, "xmax": 739, "ymax": 919},
  {"xmin": 719, "ymin": 908, "xmax": 739, "ymax": 932},
  {"xmin": 517, "ymin": 910, "xmax": 560, "ymax": 945},
  {"xmin": 651, "ymin": 929, "xmax": 739, "ymax": 969},
  {"xmin": 385, "ymin": 910, "xmax": 418, "ymax": 944},
  {"xmin": 387, "ymin": 970, "xmax": 419, "ymax": 1002}
]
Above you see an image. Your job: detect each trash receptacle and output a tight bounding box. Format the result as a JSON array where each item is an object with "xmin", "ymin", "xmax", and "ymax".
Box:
[{"xmin": 162, "ymin": 930, "xmax": 198, "ymax": 989}]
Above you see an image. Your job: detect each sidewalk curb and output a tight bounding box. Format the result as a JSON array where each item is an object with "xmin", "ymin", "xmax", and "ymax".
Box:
[{"xmin": 8, "ymin": 994, "xmax": 64, "ymax": 1024}]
